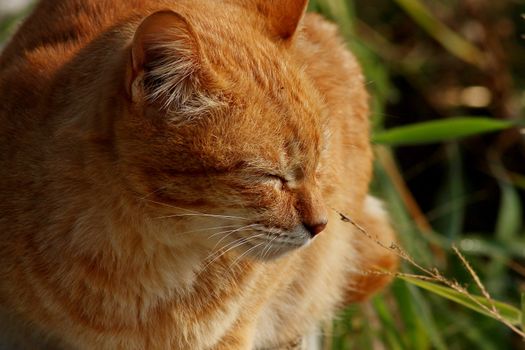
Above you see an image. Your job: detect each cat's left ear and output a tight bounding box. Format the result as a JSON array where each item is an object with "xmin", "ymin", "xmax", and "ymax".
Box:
[
  {"xmin": 258, "ymin": 0, "xmax": 308, "ymax": 42},
  {"xmin": 126, "ymin": 10, "xmax": 207, "ymax": 108}
]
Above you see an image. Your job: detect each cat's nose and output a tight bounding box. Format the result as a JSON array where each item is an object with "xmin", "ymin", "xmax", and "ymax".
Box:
[{"xmin": 303, "ymin": 219, "xmax": 328, "ymax": 237}]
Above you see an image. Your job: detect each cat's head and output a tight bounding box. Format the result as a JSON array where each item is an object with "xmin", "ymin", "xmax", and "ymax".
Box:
[{"xmin": 115, "ymin": 0, "xmax": 329, "ymax": 260}]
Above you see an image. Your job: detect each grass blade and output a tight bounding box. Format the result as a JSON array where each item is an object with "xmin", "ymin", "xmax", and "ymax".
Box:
[
  {"xmin": 373, "ymin": 117, "xmax": 513, "ymax": 146},
  {"xmin": 392, "ymin": 280, "xmax": 434, "ymax": 350},
  {"xmin": 399, "ymin": 276, "xmax": 522, "ymax": 325},
  {"xmin": 433, "ymin": 143, "xmax": 464, "ymax": 240},
  {"xmin": 372, "ymin": 295, "xmax": 405, "ymax": 350},
  {"xmin": 495, "ymin": 182, "xmax": 522, "ymax": 243},
  {"xmin": 486, "ymin": 161, "xmax": 522, "ymax": 295},
  {"xmin": 522, "ymin": 293, "xmax": 525, "ymax": 333},
  {"xmin": 393, "ymin": 0, "xmax": 486, "ymax": 68}
]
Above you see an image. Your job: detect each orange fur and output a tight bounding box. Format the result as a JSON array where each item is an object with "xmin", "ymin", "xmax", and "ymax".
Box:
[{"xmin": 0, "ymin": 1, "xmax": 397, "ymax": 348}]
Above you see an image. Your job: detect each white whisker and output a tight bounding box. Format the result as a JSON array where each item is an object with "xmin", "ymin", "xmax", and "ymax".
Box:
[
  {"xmin": 230, "ymin": 242, "xmax": 265, "ymax": 270},
  {"xmin": 198, "ymin": 233, "xmax": 266, "ymax": 277},
  {"xmin": 141, "ymin": 198, "xmax": 248, "ymax": 221},
  {"xmin": 262, "ymin": 233, "xmax": 280, "ymax": 260},
  {"xmin": 211, "ymin": 224, "xmax": 257, "ymax": 249},
  {"xmin": 136, "ymin": 186, "xmax": 170, "ymax": 201},
  {"xmin": 154, "ymin": 213, "xmax": 247, "ymax": 221},
  {"xmin": 176, "ymin": 224, "xmax": 240, "ymax": 235}
]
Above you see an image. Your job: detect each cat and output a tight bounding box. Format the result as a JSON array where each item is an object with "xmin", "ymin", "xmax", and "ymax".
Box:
[{"xmin": 0, "ymin": 0, "xmax": 397, "ymax": 349}]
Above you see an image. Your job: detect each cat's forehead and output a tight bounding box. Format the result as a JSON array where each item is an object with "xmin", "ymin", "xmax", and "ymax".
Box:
[
  {"xmin": 210, "ymin": 101, "xmax": 324, "ymax": 176},
  {"xmin": 176, "ymin": 4, "xmax": 325, "ymax": 121},
  {"xmin": 152, "ymin": 4, "xmax": 325, "ymax": 169},
  {"xmin": 191, "ymin": 9, "xmax": 303, "ymax": 82}
]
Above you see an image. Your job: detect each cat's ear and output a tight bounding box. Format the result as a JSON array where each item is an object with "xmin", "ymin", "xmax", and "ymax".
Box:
[
  {"xmin": 257, "ymin": 0, "xmax": 308, "ymax": 41},
  {"xmin": 127, "ymin": 10, "xmax": 205, "ymax": 109}
]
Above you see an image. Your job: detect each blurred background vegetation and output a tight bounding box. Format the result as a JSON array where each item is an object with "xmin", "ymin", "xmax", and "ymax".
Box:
[
  {"xmin": 1, "ymin": 0, "xmax": 524, "ymax": 349},
  {"xmin": 308, "ymin": 0, "xmax": 525, "ymax": 349}
]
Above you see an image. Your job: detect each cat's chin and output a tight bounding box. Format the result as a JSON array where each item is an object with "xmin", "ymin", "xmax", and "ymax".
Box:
[
  {"xmin": 234, "ymin": 227, "xmax": 312, "ymax": 261},
  {"xmin": 242, "ymin": 241, "xmax": 310, "ymax": 261}
]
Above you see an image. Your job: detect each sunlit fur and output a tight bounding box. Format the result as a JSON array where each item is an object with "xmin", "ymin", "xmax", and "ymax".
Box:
[{"xmin": 0, "ymin": 0, "xmax": 397, "ymax": 348}]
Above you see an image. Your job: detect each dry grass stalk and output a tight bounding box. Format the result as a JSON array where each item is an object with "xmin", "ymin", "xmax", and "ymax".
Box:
[{"xmin": 336, "ymin": 209, "xmax": 525, "ymax": 339}]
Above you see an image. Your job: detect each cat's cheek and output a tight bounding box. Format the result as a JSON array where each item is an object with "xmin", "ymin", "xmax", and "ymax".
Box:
[
  {"xmin": 266, "ymin": 197, "xmax": 299, "ymax": 229},
  {"xmin": 241, "ymin": 191, "xmax": 285, "ymax": 221},
  {"xmin": 264, "ymin": 185, "xmax": 291, "ymax": 211}
]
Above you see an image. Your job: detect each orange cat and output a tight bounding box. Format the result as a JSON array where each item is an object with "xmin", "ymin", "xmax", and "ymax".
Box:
[{"xmin": 0, "ymin": 0, "xmax": 397, "ymax": 348}]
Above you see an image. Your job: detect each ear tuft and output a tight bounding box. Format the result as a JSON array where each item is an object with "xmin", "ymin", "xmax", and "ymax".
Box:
[
  {"xmin": 256, "ymin": 0, "xmax": 308, "ymax": 41},
  {"xmin": 128, "ymin": 10, "xmax": 220, "ymax": 115}
]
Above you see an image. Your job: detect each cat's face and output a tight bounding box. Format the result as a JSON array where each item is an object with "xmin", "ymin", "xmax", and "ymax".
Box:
[{"xmin": 116, "ymin": 2, "xmax": 328, "ymax": 259}]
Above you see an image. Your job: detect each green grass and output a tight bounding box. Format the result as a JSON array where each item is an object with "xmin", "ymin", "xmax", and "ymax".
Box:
[
  {"xmin": 2, "ymin": 0, "xmax": 524, "ymax": 348},
  {"xmin": 309, "ymin": 0, "xmax": 525, "ymax": 348}
]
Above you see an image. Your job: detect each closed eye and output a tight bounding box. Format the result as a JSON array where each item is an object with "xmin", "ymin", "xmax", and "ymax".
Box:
[
  {"xmin": 263, "ymin": 174, "xmax": 287, "ymax": 190},
  {"xmin": 266, "ymin": 174, "xmax": 287, "ymax": 182}
]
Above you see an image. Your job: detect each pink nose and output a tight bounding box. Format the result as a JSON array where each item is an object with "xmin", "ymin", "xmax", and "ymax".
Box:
[{"xmin": 304, "ymin": 220, "xmax": 328, "ymax": 237}]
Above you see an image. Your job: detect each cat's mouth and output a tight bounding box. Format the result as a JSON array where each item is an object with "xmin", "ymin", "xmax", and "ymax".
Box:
[{"xmin": 233, "ymin": 224, "xmax": 311, "ymax": 261}]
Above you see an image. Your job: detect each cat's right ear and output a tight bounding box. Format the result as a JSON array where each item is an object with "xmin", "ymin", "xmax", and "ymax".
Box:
[
  {"xmin": 126, "ymin": 10, "xmax": 203, "ymax": 108},
  {"xmin": 255, "ymin": 0, "xmax": 308, "ymax": 42}
]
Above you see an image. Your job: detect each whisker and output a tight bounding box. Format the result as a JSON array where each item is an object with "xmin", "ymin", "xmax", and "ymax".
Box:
[
  {"xmin": 198, "ymin": 234, "xmax": 265, "ymax": 277},
  {"xmin": 197, "ymin": 238, "xmax": 246, "ymax": 277},
  {"xmin": 211, "ymin": 224, "xmax": 257, "ymax": 250},
  {"xmin": 136, "ymin": 186, "xmax": 170, "ymax": 201},
  {"xmin": 176, "ymin": 224, "xmax": 240, "ymax": 235},
  {"xmin": 154, "ymin": 213, "xmax": 248, "ymax": 221},
  {"xmin": 140, "ymin": 198, "xmax": 201, "ymax": 214},
  {"xmin": 211, "ymin": 223, "xmax": 256, "ymax": 241},
  {"xmin": 230, "ymin": 242, "xmax": 265, "ymax": 270},
  {"xmin": 209, "ymin": 228, "xmax": 248, "ymax": 249},
  {"xmin": 262, "ymin": 233, "xmax": 280, "ymax": 260},
  {"xmin": 203, "ymin": 236, "xmax": 246, "ymax": 265},
  {"xmin": 141, "ymin": 198, "xmax": 249, "ymax": 221},
  {"xmin": 216, "ymin": 234, "xmax": 265, "ymax": 260}
]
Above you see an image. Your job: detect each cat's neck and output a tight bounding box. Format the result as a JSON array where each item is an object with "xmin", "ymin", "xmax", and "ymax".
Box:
[
  {"xmin": 58, "ymin": 187, "xmax": 214, "ymax": 297},
  {"xmin": 8, "ymin": 181, "xmax": 260, "ymax": 343}
]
